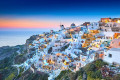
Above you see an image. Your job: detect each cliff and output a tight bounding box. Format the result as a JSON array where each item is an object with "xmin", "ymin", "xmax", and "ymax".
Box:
[{"xmin": 25, "ymin": 35, "xmax": 39, "ymax": 52}]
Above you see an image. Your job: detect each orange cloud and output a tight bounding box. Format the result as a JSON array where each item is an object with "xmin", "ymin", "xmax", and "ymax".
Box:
[{"xmin": 0, "ymin": 18, "xmax": 59, "ymax": 28}]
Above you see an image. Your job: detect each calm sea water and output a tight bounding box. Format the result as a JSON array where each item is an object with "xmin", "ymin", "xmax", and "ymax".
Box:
[{"xmin": 0, "ymin": 28, "xmax": 58, "ymax": 47}]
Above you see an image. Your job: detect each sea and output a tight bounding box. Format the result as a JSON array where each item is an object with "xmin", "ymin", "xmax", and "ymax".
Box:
[{"xmin": 0, "ymin": 28, "xmax": 59, "ymax": 47}]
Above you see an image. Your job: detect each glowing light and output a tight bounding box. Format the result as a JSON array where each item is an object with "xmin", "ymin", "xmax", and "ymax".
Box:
[{"xmin": 117, "ymin": 20, "xmax": 120, "ymax": 23}]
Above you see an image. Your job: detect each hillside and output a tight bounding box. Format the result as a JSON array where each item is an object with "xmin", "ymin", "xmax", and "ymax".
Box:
[{"xmin": 55, "ymin": 59, "xmax": 120, "ymax": 80}]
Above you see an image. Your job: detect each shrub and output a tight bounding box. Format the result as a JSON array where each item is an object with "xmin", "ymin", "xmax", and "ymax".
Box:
[
  {"xmin": 68, "ymin": 72, "xmax": 76, "ymax": 80},
  {"xmin": 94, "ymin": 59, "xmax": 108, "ymax": 69},
  {"xmin": 5, "ymin": 73, "xmax": 15, "ymax": 80},
  {"xmin": 75, "ymin": 68, "xmax": 84, "ymax": 79},
  {"xmin": 85, "ymin": 63, "xmax": 96, "ymax": 72},
  {"xmin": 112, "ymin": 74, "xmax": 120, "ymax": 80},
  {"xmin": 55, "ymin": 70, "xmax": 71, "ymax": 80},
  {"xmin": 88, "ymin": 70, "xmax": 102, "ymax": 79}
]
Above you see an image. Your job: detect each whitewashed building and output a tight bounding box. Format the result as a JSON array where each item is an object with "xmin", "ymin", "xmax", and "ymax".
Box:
[
  {"xmin": 103, "ymin": 48, "xmax": 120, "ymax": 65},
  {"xmin": 88, "ymin": 22, "xmax": 99, "ymax": 30}
]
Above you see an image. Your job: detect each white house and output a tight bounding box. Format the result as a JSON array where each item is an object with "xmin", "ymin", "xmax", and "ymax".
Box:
[
  {"xmin": 101, "ymin": 22, "xmax": 120, "ymax": 32},
  {"xmin": 102, "ymin": 31, "xmax": 114, "ymax": 40},
  {"xmin": 103, "ymin": 48, "xmax": 120, "ymax": 65},
  {"xmin": 88, "ymin": 22, "xmax": 99, "ymax": 30},
  {"xmin": 105, "ymin": 22, "xmax": 120, "ymax": 27}
]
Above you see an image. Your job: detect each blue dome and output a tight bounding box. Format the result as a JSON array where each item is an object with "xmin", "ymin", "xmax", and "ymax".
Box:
[{"xmin": 71, "ymin": 23, "xmax": 76, "ymax": 27}]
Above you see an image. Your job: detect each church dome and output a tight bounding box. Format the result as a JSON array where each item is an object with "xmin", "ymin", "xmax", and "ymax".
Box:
[{"xmin": 71, "ymin": 23, "xmax": 76, "ymax": 28}]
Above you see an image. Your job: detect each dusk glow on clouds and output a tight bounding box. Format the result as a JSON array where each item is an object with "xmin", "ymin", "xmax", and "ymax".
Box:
[
  {"xmin": 0, "ymin": 18, "xmax": 59, "ymax": 28},
  {"xmin": 0, "ymin": 16, "xmax": 80, "ymax": 28},
  {"xmin": 0, "ymin": 15, "xmax": 96, "ymax": 28}
]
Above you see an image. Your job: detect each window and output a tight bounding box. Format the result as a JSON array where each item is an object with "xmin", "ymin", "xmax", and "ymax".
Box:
[
  {"xmin": 113, "ymin": 24, "xmax": 117, "ymax": 27},
  {"xmin": 110, "ymin": 24, "xmax": 112, "ymax": 27},
  {"xmin": 109, "ymin": 54, "xmax": 112, "ymax": 58}
]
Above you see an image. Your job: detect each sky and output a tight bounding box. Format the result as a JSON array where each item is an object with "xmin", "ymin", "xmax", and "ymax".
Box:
[{"xmin": 0, "ymin": 0, "xmax": 120, "ymax": 29}]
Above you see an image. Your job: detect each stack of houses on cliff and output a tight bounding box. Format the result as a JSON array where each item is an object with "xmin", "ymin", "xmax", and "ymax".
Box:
[{"xmin": 16, "ymin": 18, "xmax": 120, "ymax": 80}]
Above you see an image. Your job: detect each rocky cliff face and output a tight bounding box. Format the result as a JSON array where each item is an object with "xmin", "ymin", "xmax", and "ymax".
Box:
[{"xmin": 25, "ymin": 35, "xmax": 39, "ymax": 52}]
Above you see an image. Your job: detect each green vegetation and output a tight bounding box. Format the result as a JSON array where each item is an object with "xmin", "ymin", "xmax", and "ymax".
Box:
[
  {"xmin": 16, "ymin": 69, "xmax": 49, "ymax": 80},
  {"xmin": 17, "ymin": 66, "xmax": 25, "ymax": 78},
  {"xmin": 112, "ymin": 74, "xmax": 120, "ymax": 80},
  {"xmin": 0, "ymin": 56, "xmax": 18, "ymax": 80},
  {"xmin": 82, "ymin": 59, "xmax": 108, "ymax": 80},
  {"xmin": 0, "ymin": 45, "xmax": 26, "ymax": 80},
  {"xmin": 55, "ymin": 59, "xmax": 118, "ymax": 80},
  {"xmin": 5, "ymin": 73, "xmax": 15, "ymax": 80},
  {"xmin": 55, "ymin": 69, "xmax": 73, "ymax": 80},
  {"xmin": 94, "ymin": 59, "xmax": 108, "ymax": 68},
  {"xmin": 75, "ymin": 68, "xmax": 85, "ymax": 80},
  {"xmin": 27, "ymin": 72, "xmax": 49, "ymax": 80}
]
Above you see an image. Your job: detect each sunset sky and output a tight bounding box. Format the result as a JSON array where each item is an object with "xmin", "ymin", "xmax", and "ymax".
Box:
[{"xmin": 0, "ymin": 0, "xmax": 120, "ymax": 29}]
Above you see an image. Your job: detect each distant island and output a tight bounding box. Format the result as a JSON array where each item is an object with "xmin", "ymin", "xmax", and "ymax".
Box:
[{"xmin": 0, "ymin": 18, "xmax": 120, "ymax": 80}]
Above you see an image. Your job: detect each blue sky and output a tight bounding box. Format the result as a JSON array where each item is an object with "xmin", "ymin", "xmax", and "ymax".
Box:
[{"xmin": 0, "ymin": 0, "xmax": 120, "ymax": 28}]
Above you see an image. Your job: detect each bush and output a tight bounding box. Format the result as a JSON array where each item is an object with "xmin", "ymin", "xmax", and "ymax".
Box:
[
  {"xmin": 84, "ymin": 63, "xmax": 96, "ymax": 72},
  {"xmin": 95, "ymin": 70, "xmax": 102, "ymax": 79},
  {"xmin": 55, "ymin": 60, "xmax": 109, "ymax": 80},
  {"xmin": 55, "ymin": 70, "xmax": 71, "ymax": 80},
  {"xmin": 94, "ymin": 59, "xmax": 108, "ymax": 68},
  {"xmin": 68, "ymin": 72, "xmax": 76, "ymax": 80},
  {"xmin": 112, "ymin": 74, "xmax": 120, "ymax": 80},
  {"xmin": 88, "ymin": 70, "xmax": 102, "ymax": 79},
  {"xmin": 75, "ymin": 68, "xmax": 84, "ymax": 79},
  {"xmin": 5, "ymin": 73, "xmax": 15, "ymax": 80}
]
